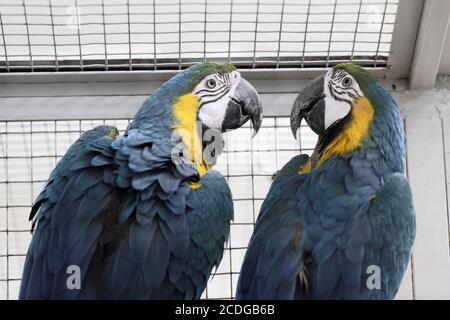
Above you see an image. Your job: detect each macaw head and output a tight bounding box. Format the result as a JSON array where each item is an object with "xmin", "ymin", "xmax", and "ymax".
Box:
[
  {"xmin": 290, "ymin": 63, "xmax": 403, "ymax": 169},
  {"xmin": 131, "ymin": 62, "xmax": 263, "ymax": 178},
  {"xmin": 160, "ymin": 62, "xmax": 263, "ymax": 135}
]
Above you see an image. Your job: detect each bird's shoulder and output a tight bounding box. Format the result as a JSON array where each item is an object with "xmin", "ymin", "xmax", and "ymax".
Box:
[
  {"xmin": 161, "ymin": 170, "xmax": 233, "ymax": 299},
  {"xmin": 303, "ymin": 172, "xmax": 415, "ymax": 299},
  {"xmin": 257, "ymin": 154, "xmax": 310, "ymax": 225},
  {"xmin": 187, "ymin": 169, "xmax": 233, "ymax": 227}
]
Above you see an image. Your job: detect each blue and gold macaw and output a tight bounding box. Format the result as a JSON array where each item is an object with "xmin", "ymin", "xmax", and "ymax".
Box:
[
  {"xmin": 236, "ymin": 63, "xmax": 415, "ymax": 300},
  {"xmin": 20, "ymin": 62, "xmax": 262, "ymax": 299}
]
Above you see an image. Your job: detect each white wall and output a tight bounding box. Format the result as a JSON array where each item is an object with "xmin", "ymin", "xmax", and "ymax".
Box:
[
  {"xmin": 393, "ymin": 77, "xmax": 450, "ymax": 299},
  {"xmin": 438, "ymin": 23, "xmax": 450, "ymax": 75}
]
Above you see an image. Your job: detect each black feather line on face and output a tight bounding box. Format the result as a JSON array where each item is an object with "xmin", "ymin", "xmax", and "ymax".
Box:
[
  {"xmin": 333, "ymin": 95, "xmax": 353, "ymax": 105},
  {"xmin": 333, "ymin": 70, "xmax": 346, "ymax": 81},
  {"xmin": 333, "ymin": 85, "xmax": 359, "ymax": 98},
  {"xmin": 213, "ymin": 74, "xmax": 222, "ymax": 85},
  {"xmin": 195, "ymin": 87, "xmax": 225, "ymax": 95},
  {"xmin": 224, "ymin": 73, "xmax": 231, "ymax": 85},
  {"xmin": 198, "ymin": 85, "xmax": 230, "ymax": 99},
  {"xmin": 199, "ymin": 87, "xmax": 231, "ymax": 108},
  {"xmin": 331, "ymin": 89, "xmax": 357, "ymax": 103},
  {"xmin": 328, "ymin": 81, "xmax": 336, "ymax": 98},
  {"xmin": 328, "ymin": 78, "xmax": 357, "ymax": 105}
]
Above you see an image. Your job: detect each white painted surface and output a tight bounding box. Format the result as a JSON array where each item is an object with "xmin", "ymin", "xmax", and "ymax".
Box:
[
  {"xmin": 406, "ymin": 117, "xmax": 450, "ymax": 299},
  {"xmin": 396, "ymin": 261, "xmax": 414, "ymax": 300},
  {"xmin": 409, "ymin": 0, "xmax": 450, "ymax": 89},
  {"xmin": 386, "ymin": 0, "xmax": 423, "ymax": 79},
  {"xmin": 394, "ymin": 82, "xmax": 450, "ymax": 299},
  {"xmin": 439, "ymin": 22, "xmax": 450, "ymax": 75}
]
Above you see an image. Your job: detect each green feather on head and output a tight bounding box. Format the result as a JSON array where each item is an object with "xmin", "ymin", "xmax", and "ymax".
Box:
[
  {"xmin": 333, "ymin": 63, "xmax": 377, "ymax": 91},
  {"xmin": 163, "ymin": 62, "xmax": 237, "ymax": 96},
  {"xmin": 333, "ymin": 62, "xmax": 393, "ymax": 113}
]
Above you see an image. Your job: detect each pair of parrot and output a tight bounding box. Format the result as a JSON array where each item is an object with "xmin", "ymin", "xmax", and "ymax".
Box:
[{"xmin": 19, "ymin": 62, "xmax": 415, "ymax": 300}]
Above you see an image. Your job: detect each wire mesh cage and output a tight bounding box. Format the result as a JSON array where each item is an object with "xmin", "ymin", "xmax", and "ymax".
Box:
[
  {"xmin": 0, "ymin": 0, "xmax": 418, "ymax": 301},
  {"xmin": 0, "ymin": 0, "xmax": 399, "ymax": 72}
]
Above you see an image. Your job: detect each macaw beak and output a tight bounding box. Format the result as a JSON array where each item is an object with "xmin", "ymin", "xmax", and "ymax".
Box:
[
  {"xmin": 290, "ymin": 75, "xmax": 325, "ymax": 138},
  {"xmin": 221, "ymin": 78, "xmax": 263, "ymax": 137}
]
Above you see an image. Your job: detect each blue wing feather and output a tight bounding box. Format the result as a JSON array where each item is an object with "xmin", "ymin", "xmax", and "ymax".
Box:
[
  {"xmin": 238, "ymin": 151, "xmax": 415, "ymax": 300},
  {"xmin": 166, "ymin": 170, "xmax": 233, "ymax": 299},
  {"xmin": 236, "ymin": 155, "xmax": 310, "ymax": 299},
  {"xmin": 21, "ymin": 124, "xmax": 233, "ymax": 300}
]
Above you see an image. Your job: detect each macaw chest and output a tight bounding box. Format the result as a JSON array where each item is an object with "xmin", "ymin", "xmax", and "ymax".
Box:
[{"xmin": 296, "ymin": 158, "xmax": 382, "ymax": 251}]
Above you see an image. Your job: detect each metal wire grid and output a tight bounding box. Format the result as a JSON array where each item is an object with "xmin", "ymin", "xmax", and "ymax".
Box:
[
  {"xmin": 0, "ymin": 0, "xmax": 398, "ymax": 72},
  {"xmin": 0, "ymin": 117, "xmax": 316, "ymax": 300}
]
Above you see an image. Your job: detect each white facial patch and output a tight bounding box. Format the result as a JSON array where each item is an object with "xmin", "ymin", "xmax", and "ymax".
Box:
[
  {"xmin": 198, "ymin": 95, "xmax": 230, "ymax": 129},
  {"xmin": 323, "ymin": 97, "xmax": 351, "ymax": 130},
  {"xmin": 195, "ymin": 71, "xmax": 241, "ymax": 130},
  {"xmin": 323, "ymin": 69, "xmax": 362, "ymax": 130}
]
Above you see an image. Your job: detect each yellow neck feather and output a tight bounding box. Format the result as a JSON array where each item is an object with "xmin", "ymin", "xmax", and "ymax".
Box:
[
  {"xmin": 172, "ymin": 93, "xmax": 212, "ymax": 181},
  {"xmin": 316, "ymin": 96, "xmax": 374, "ymax": 167},
  {"xmin": 299, "ymin": 159, "xmax": 312, "ymax": 174}
]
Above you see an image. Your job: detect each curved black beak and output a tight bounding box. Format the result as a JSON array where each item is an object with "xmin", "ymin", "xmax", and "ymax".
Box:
[
  {"xmin": 221, "ymin": 78, "xmax": 263, "ymax": 137},
  {"xmin": 290, "ymin": 75, "xmax": 325, "ymax": 138}
]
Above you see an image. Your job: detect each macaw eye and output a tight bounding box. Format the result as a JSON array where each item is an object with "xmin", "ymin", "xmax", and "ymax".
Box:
[
  {"xmin": 342, "ymin": 77, "xmax": 353, "ymax": 87},
  {"xmin": 206, "ymin": 79, "xmax": 216, "ymax": 89}
]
